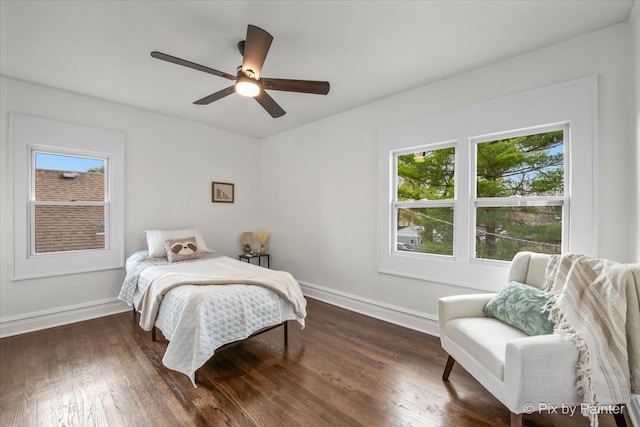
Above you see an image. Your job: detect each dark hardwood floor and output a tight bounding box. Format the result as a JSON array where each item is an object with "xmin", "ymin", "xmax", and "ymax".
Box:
[{"xmin": 0, "ymin": 298, "xmax": 626, "ymax": 426}]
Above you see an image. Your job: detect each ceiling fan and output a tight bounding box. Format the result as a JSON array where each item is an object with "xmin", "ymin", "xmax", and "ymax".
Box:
[{"xmin": 151, "ymin": 24, "xmax": 330, "ymax": 118}]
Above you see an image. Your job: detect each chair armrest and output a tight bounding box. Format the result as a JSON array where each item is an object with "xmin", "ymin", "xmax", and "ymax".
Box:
[
  {"xmin": 504, "ymin": 334, "xmax": 580, "ymax": 413},
  {"xmin": 438, "ymin": 294, "xmax": 496, "ymax": 337},
  {"xmin": 438, "ymin": 294, "xmax": 496, "ymax": 323}
]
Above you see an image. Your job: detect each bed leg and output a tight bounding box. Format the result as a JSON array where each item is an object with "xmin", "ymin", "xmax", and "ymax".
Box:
[
  {"xmin": 152, "ymin": 327, "xmax": 156, "ymax": 342},
  {"xmin": 132, "ymin": 307, "xmax": 136, "ymax": 323},
  {"xmin": 284, "ymin": 321, "xmax": 288, "ymax": 348}
]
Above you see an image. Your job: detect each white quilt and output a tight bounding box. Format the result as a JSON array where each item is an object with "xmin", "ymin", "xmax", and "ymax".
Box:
[{"xmin": 118, "ymin": 251, "xmax": 306, "ymax": 386}]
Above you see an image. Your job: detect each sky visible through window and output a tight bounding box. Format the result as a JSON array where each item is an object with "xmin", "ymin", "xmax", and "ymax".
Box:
[{"xmin": 35, "ymin": 153, "xmax": 104, "ymax": 172}]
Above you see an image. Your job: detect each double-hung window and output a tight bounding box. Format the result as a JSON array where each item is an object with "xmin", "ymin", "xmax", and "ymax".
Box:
[
  {"xmin": 32, "ymin": 151, "xmax": 108, "ymax": 254},
  {"xmin": 394, "ymin": 144, "xmax": 456, "ymax": 255},
  {"xmin": 12, "ymin": 114, "xmax": 125, "ymax": 280},
  {"xmin": 378, "ymin": 77, "xmax": 596, "ymax": 291},
  {"xmin": 472, "ymin": 126, "xmax": 567, "ymax": 261}
]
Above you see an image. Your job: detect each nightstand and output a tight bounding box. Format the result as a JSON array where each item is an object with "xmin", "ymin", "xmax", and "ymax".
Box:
[{"xmin": 238, "ymin": 253, "xmax": 270, "ymax": 268}]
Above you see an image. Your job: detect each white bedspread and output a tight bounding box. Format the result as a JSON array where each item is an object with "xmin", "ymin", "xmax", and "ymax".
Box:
[
  {"xmin": 138, "ymin": 269, "xmax": 306, "ymax": 331},
  {"xmin": 118, "ymin": 251, "xmax": 306, "ymax": 386}
]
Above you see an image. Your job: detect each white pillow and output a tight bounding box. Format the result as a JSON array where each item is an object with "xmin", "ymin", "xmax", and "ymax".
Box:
[{"xmin": 145, "ymin": 228, "xmax": 210, "ymax": 257}]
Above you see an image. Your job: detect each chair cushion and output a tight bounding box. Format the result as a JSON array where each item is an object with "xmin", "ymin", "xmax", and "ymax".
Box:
[
  {"xmin": 445, "ymin": 318, "xmax": 527, "ymax": 380},
  {"xmin": 484, "ymin": 280, "xmax": 555, "ymax": 336}
]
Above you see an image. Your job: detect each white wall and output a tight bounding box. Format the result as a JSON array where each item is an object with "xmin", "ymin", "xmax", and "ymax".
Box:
[
  {"xmin": 259, "ymin": 23, "xmax": 637, "ymax": 335},
  {"xmin": 0, "ymin": 77, "xmax": 260, "ymax": 336},
  {"xmin": 631, "ymin": 2, "xmax": 640, "ymax": 262},
  {"xmin": 630, "ymin": 0, "xmax": 640, "ymax": 413}
]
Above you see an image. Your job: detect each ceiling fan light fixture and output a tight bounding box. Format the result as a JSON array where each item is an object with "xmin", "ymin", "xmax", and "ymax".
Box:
[
  {"xmin": 235, "ymin": 77, "xmax": 261, "ymax": 97},
  {"xmin": 414, "ymin": 152, "xmax": 427, "ymax": 162}
]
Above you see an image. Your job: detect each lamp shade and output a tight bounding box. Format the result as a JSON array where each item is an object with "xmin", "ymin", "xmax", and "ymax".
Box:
[{"xmin": 240, "ymin": 232, "xmax": 254, "ymax": 245}]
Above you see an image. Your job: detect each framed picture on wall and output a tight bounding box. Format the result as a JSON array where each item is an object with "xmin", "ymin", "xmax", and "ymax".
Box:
[{"xmin": 212, "ymin": 182, "xmax": 234, "ymax": 203}]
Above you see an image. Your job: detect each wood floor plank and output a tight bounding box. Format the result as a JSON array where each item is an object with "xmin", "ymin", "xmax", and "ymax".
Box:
[{"xmin": 0, "ymin": 297, "xmax": 627, "ymax": 427}]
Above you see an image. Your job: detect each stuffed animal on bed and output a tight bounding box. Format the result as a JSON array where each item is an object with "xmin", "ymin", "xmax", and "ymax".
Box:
[
  {"xmin": 170, "ymin": 241, "xmax": 198, "ymax": 255},
  {"xmin": 163, "ymin": 236, "xmax": 202, "ymax": 263}
]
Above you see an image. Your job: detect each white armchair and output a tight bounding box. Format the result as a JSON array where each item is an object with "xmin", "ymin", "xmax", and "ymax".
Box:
[{"xmin": 438, "ymin": 251, "xmax": 628, "ymax": 427}]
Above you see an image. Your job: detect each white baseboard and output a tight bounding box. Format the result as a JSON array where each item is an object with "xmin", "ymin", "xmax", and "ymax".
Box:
[
  {"xmin": 299, "ymin": 281, "xmax": 440, "ymax": 337},
  {"xmin": 0, "ymin": 298, "xmax": 130, "ymax": 338},
  {"xmin": 0, "ymin": 284, "xmax": 439, "ymax": 340}
]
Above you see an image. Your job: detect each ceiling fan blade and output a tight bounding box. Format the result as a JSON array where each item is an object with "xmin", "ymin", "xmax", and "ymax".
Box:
[
  {"xmin": 255, "ymin": 91, "xmax": 286, "ymax": 118},
  {"xmin": 241, "ymin": 25, "xmax": 273, "ymax": 77},
  {"xmin": 151, "ymin": 51, "xmax": 236, "ymax": 81},
  {"xmin": 261, "ymin": 78, "xmax": 330, "ymax": 95},
  {"xmin": 194, "ymin": 86, "xmax": 236, "ymax": 105}
]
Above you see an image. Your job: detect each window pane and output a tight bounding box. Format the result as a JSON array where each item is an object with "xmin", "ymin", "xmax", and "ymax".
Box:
[
  {"xmin": 34, "ymin": 205, "xmax": 106, "ymax": 253},
  {"xmin": 476, "ymin": 130, "xmax": 563, "ymax": 198},
  {"xmin": 398, "ymin": 207, "xmax": 454, "ymax": 255},
  {"xmin": 35, "ymin": 153, "xmax": 105, "ymax": 202},
  {"xmin": 33, "ymin": 152, "xmax": 107, "ymax": 254},
  {"xmin": 397, "ymin": 147, "xmax": 455, "ymax": 201},
  {"xmin": 476, "ymin": 206, "xmax": 562, "ymax": 261}
]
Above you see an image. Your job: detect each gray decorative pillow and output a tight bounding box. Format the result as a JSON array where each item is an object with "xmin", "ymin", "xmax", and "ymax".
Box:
[
  {"xmin": 163, "ymin": 236, "xmax": 202, "ymax": 263},
  {"xmin": 484, "ymin": 280, "xmax": 554, "ymax": 336}
]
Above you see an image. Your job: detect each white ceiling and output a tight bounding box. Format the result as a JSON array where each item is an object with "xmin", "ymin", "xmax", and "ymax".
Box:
[{"xmin": 0, "ymin": 1, "xmax": 634, "ymax": 139}]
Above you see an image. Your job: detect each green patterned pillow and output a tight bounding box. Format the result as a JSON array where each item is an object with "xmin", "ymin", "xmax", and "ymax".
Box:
[{"xmin": 484, "ymin": 280, "xmax": 554, "ymax": 336}]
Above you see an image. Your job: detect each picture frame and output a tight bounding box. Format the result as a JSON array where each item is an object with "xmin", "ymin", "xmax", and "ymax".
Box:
[{"xmin": 212, "ymin": 182, "xmax": 234, "ymax": 203}]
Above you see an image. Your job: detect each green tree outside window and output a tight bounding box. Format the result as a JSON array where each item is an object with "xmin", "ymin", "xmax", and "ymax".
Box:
[{"xmin": 396, "ymin": 130, "xmax": 564, "ymax": 261}]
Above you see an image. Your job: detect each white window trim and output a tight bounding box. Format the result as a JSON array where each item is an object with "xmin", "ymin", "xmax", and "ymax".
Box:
[
  {"xmin": 377, "ymin": 77, "xmax": 597, "ymax": 292},
  {"xmin": 11, "ymin": 114, "xmax": 125, "ymax": 280},
  {"xmin": 393, "ymin": 142, "xmax": 457, "ymax": 256},
  {"xmin": 30, "ymin": 148, "xmax": 110, "ymax": 255},
  {"xmin": 469, "ymin": 123, "xmax": 569, "ymax": 260}
]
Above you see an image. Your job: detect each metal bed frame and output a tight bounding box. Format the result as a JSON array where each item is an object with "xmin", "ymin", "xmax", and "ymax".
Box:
[{"xmin": 132, "ymin": 307, "xmax": 289, "ymax": 383}]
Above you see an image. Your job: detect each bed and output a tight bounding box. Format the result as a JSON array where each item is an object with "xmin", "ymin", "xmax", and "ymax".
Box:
[{"xmin": 118, "ymin": 229, "xmax": 306, "ymax": 386}]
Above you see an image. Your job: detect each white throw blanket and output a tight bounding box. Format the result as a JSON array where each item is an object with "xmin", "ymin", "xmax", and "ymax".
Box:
[
  {"xmin": 544, "ymin": 254, "xmax": 640, "ymax": 427},
  {"xmin": 138, "ymin": 270, "xmax": 307, "ymax": 331}
]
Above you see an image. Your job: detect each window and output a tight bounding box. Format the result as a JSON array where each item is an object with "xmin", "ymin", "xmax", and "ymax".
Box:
[
  {"xmin": 378, "ymin": 77, "xmax": 596, "ymax": 291},
  {"xmin": 32, "ymin": 152, "xmax": 108, "ymax": 254},
  {"xmin": 473, "ymin": 128, "xmax": 565, "ymax": 261},
  {"xmin": 395, "ymin": 145, "xmax": 456, "ymax": 255},
  {"xmin": 12, "ymin": 114, "xmax": 125, "ymax": 280}
]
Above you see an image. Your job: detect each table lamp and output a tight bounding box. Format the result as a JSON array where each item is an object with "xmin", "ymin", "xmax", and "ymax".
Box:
[{"xmin": 240, "ymin": 232, "xmax": 254, "ymax": 254}]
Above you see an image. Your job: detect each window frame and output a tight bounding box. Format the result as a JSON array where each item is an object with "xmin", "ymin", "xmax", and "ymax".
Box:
[
  {"xmin": 392, "ymin": 141, "xmax": 457, "ymax": 256},
  {"xmin": 377, "ymin": 77, "xmax": 597, "ymax": 292},
  {"xmin": 470, "ymin": 123, "xmax": 569, "ymax": 261},
  {"xmin": 11, "ymin": 114, "xmax": 125, "ymax": 280},
  {"xmin": 30, "ymin": 148, "xmax": 110, "ymax": 256}
]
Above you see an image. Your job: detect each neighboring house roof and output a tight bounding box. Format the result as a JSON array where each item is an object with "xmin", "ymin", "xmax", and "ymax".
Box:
[
  {"xmin": 34, "ymin": 169, "xmax": 105, "ymax": 253},
  {"xmin": 36, "ymin": 169, "xmax": 104, "ymax": 201}
]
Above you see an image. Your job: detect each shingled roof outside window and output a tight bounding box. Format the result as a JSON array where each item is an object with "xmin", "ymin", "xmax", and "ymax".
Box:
[{"xmin": 34, "ymin": 169, "xmax": 106, "ymax": 254}]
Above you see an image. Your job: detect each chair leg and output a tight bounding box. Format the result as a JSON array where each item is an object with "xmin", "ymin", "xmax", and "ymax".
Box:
[
  {"xmin": 442, "ymin": 355, "xmax": 456, "ymax": 381},
  {"xmin": 510, "ymin": 412, "xmax": 522, "ymax": 427},
  {"xmin": 613, "ymin": 405, "xmax": 627, "ymax": 427}
]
